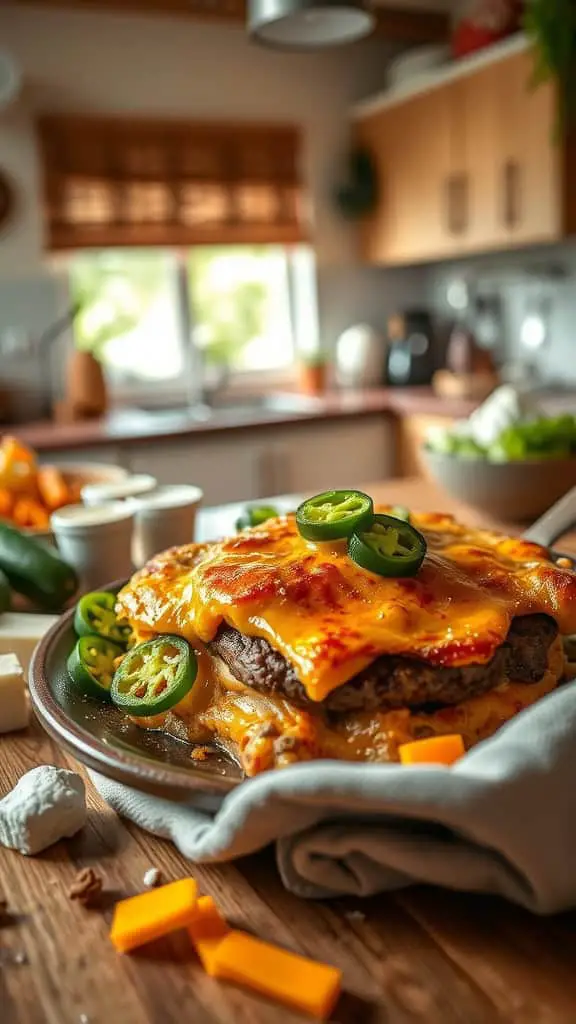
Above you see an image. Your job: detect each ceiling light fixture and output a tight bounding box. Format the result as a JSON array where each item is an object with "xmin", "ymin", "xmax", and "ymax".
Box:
[{"xmin": 248, "ymin": 0, "xmax": 375, "ymax": 50}]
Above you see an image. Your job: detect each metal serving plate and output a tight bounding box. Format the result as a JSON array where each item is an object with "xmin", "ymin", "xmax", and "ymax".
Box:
[
  {"xmin": 29, "ymin": 585, "xmax": 242, "ymax": 810},
  {"xmin": 28, "ymin": 481, "xmax": 576, "ymax": 808}
]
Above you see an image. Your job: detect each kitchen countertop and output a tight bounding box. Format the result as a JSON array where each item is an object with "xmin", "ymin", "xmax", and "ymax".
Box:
[
  {"xmin": 2, "ymin": 476, "xmax": 576, "ymax": 1024},
  {"xmin": 12, "ymin": 385, "xmax": 576, "ymax": 454},
  {"xmin": 6, "ymin": 388, "xmax": 492, "ymax": 453}
]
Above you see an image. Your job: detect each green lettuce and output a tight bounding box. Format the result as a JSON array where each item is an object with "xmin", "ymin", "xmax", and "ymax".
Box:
[{"xmin": 426, "ymin": 415, "xmax": 576, "ymax": 462}]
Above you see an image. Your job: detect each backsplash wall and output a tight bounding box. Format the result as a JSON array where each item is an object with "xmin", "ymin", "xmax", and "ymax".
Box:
[
  {"xmin": 427, "ymin": 242, "xmax": 576, "ymax": 385},
  {"xmin": 0, "ymin": 277, "xmax": 69, "ymax": 421}
]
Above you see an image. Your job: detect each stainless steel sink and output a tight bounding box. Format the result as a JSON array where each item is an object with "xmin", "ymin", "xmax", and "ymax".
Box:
[{"xmin": 131, "ymin": 392, "xmax": 323, "ymax": 423}]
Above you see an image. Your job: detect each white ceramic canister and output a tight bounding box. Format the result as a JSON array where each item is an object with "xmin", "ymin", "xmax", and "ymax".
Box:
[
  {"xmin": 50, "ymin": 502, "xmax": 135, "ymax": 592},
  {"xmin": 81, "ymin": 474, "xmax": 157, "ymax": 507},
  {"xmin": 130, "ymin": 485, "xmax": 203, "ymax": 568},
  {"xmin": 335, "ymin": 324, "xmax": 385, "ymax": 388}
]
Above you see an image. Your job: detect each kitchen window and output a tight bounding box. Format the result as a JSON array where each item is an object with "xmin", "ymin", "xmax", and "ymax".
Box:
[
  {"xmin": 39, "ymin": 113, "xmax": 313, "ymax": 398},
  {"xmin": 69, "ymin": 244, "xmax": 315, "ymax": 399}
]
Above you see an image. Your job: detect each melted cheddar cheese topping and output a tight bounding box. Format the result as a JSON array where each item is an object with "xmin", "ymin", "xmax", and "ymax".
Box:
[{"xmin": 117, "ymin": 509, "xmax": 576, "ymax": 703}]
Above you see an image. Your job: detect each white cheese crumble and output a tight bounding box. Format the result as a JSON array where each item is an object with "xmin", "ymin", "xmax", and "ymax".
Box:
[
  {"xmin": 0, "ymin": 766, "xmax": 87, "ymax": 855},
  {"xmin": 142, "ymin": 867, "xmax": 162, "ymax": 888}
]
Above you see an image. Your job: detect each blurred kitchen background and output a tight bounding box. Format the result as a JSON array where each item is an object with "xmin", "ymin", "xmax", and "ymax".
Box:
[{"xmin": 0, "ymin": 0, "xmax": 575, "ymax": 506}]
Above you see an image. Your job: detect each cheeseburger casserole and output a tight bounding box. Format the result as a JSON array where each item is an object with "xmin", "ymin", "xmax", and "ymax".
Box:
[{"xmin": 106, "ymin": 493, "xmax": 576, "ymax": 775}]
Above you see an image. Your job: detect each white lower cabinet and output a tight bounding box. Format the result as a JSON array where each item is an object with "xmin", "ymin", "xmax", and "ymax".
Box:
[
  {"xmin": 44, "ymin": 417, "xmax": 395, "ymax": 506},
  {"xmin": 124, "ymin": 436, "xmax": 262, "ymax": 505},
  {"xmin": 40, "ymin": 445, "xmax": 125, "ymax": 467},
  {"xmin": 122, "ymin": 415, "xmax": 394, "ymax": 505},
  {"xmin": 271, "ymin": 419, "xmax": 394, "ymax": 495}
]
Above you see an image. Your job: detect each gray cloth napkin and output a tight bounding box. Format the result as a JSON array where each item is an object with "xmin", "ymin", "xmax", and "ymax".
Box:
[{"xmin": 89, "ymin": 682, "xmax": 576, "ymax": 914}]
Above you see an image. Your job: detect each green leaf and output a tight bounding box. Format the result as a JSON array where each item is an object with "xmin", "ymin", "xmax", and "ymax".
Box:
[{"xmin": 524, "ymin": 0, "xmax": 576, "ymax": 133}]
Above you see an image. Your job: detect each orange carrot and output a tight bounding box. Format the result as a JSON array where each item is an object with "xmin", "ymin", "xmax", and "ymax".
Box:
[
  {"xmin": 399, "ymin": 734, "xmax": 465, "ymax": 766},
  {"xmin": 12, "ymin": 498, "xmax": 50, "ymax": 530},
  {"xmin": 0, "ymin": 488, "xmax": 14, "ymax": 519},
  {"xmin": 109, "ymin": 878, "xmax": 198, "ymax": 953},
  {"xmin": 37, "ymin": 466, "xmax": 70, "ymax": 511},
  {"xmin": 2, "ymin": 435, "xmax": 36, "ymax": 467},
  {"xmin": 0, "ymin": 435, "xmax": 37, "ymax": 496},
  {"xmin": 204, "ymin": 930, "xmax": 342, "ymax": 1019}
]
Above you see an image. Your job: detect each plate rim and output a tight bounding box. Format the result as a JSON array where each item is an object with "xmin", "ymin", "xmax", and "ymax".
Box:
[
  {"xmin": 29, "ymin": 550, "xmax": 574, "ymax": 801},
  {"xmin": 29, "ymin": 582, "xmax": 240, "ymax": 802}
]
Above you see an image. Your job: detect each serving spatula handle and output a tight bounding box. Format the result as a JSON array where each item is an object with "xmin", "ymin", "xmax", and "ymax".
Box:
[{"xmin": 523, "ymin": 486, "xmax": 576, "ymax": 550}]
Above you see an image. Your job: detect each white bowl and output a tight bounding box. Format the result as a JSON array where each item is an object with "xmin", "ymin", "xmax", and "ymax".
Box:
[
  {"xmin": 422, "ymin": 448, "xmax": 576, "ymax": 522},
  {"xmin": 21, "ymin": 461, "xmax": 129, "ymax": 542}
]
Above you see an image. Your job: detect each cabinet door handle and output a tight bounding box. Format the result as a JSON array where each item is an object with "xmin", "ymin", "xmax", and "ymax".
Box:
[
  {"xmin": 444, "ymin": 175, "xmax": 455, "ymax": 235},
  {"xmin": 503, "ymin": 160, "xmax": 521, "ymax": 229},
  {"xmin": 445, "ymin": 174, "xmax": 468, "ymax": 236}
]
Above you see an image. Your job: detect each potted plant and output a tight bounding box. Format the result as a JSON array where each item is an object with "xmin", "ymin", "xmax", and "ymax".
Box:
[
  {"xmin": 298, "ymin": 352, "xmax": 329, "ymax": 396},
  {"xmin": 64, "ymin": 339, "xmax": 108, "ymax": 422},
  {"xmin": 452, "ymin": 1, "xmax": 522, "ymax": 60},
  {"xmin": 524, "ymin": 0, "xmax": 576, "ymax": 132},
  {"xmin": 64, "ymin": 279, "xmax": 134, "ymax": 421}
]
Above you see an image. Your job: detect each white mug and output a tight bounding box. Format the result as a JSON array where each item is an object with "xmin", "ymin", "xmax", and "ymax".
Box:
[
  {"xmin": 129, "ymin": 485, "xmax": 203, "ymax": 567},
  {"xmin": 51, "ymin": 502, "xmax": 135, "ymax": 592}
]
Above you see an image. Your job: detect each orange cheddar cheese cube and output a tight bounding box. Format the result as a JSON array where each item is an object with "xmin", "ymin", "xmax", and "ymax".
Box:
[
  {"xmin": 399, "ymin": 734, "xmax": 465, "ymax": 766},
  {"xmin": 110, "ymin": 877, "xmax": 198, "ymax": 953},
  {"xmin": 188, "ymin": 895, "xmax": 230, "ymax": 973},
  {"xmin": 206, "ymin": 929, "xmax": 342, "ymax": 1020}
]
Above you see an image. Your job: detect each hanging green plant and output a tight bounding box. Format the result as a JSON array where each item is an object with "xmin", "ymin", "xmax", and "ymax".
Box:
[
  {"xmin": 333, "ymin": 147, "xmax": 378, "ymax": 221},
  {"xmin": 524, "ymin": 0, "xmax": 576, "ymax": 133}
]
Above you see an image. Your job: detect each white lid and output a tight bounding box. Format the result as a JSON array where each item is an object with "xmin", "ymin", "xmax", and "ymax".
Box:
[
  {"xmin": 51, "ymin": 501, "xmax": 134, "ymax": 532},
  {"xmin": 130, "ymin": 485, "xmax": 203, "ymax": 515},
  {"xmin": 81, "ymin": 474, "xmax": 157, "ymax": 505}
]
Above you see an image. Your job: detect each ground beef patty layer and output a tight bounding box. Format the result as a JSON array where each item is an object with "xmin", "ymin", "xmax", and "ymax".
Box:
[{"xmin": 207, "ymin": 614, "xmax": 559, "ymax": 713}]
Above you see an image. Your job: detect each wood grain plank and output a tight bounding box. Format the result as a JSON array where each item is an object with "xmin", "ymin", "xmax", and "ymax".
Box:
[
  {"xmin": 239, "ymin": 858, "xmax": 501, "ymax": 1023},
  {"xmin": 400, "ymin": 889, "xmax": 576, "ymax": 1023},
  {"xmin": 0, "ymin": 716, "xmax": 504, "ymax": 1024}
]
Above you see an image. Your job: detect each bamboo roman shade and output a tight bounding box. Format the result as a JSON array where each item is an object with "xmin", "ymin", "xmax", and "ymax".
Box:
[{"xmin": 37, "ymin": 115, "xmax": 307, "ymax": 250}]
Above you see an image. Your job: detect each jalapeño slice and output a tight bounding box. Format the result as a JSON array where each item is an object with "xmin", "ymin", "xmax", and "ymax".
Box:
[
  {"xmin": 110, "ymin": 636, "xmax": 197, "ymax": 717},
  {"xmin": 67, "ymin": 634, "xmax": 124, "ymax": 701},
  {"xmin": 235, "ymin": 505, "xmax": 279, "ymax": 532},
  {"xmin": 74, "ymin": 590, "xmax": 132, "ymax": 647},
  {"xmin": 348, "ymin": 514, "xmax": 427, "ymax": 578},
  {"xmin": 296, "ymin": 490, "xmax": 374, "ymax": 542}
]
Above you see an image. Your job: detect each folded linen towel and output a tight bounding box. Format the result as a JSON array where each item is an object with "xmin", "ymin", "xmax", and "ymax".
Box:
[{"xmin": 90, "ymin": 682, "xmax": 576, "ymax": 914}]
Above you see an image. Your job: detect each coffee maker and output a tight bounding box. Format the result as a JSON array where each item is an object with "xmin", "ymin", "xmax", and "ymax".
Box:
[{"xmin": 386, "ymin": 310, "xmax": 437, "ymax": 387}]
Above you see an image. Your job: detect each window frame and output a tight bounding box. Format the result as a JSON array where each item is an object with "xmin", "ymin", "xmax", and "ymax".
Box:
[{"xmin": 64, "ymin": 244, "xmax": 307, "ymax": 407}]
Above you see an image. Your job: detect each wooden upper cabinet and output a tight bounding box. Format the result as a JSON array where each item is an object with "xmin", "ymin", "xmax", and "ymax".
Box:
[
  {"xmin": 354, "ymin": 42, "xmax": 574, "ymax": 265},
  {"xmin": 357, "ymin": 90, "xmax": 453, "ymax": 264},
  {"xmin": 492, "ymin": 50, "xmax": 561, "ymax": 246},
  {"xmin": 450, "ymin": 65, "xmax": 503, "ymax": 252}
]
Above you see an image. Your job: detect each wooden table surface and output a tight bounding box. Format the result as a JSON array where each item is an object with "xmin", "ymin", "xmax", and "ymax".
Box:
[{"xmin": 2, "ymin": 477, "xmax": 576, "ymax": 1024}]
